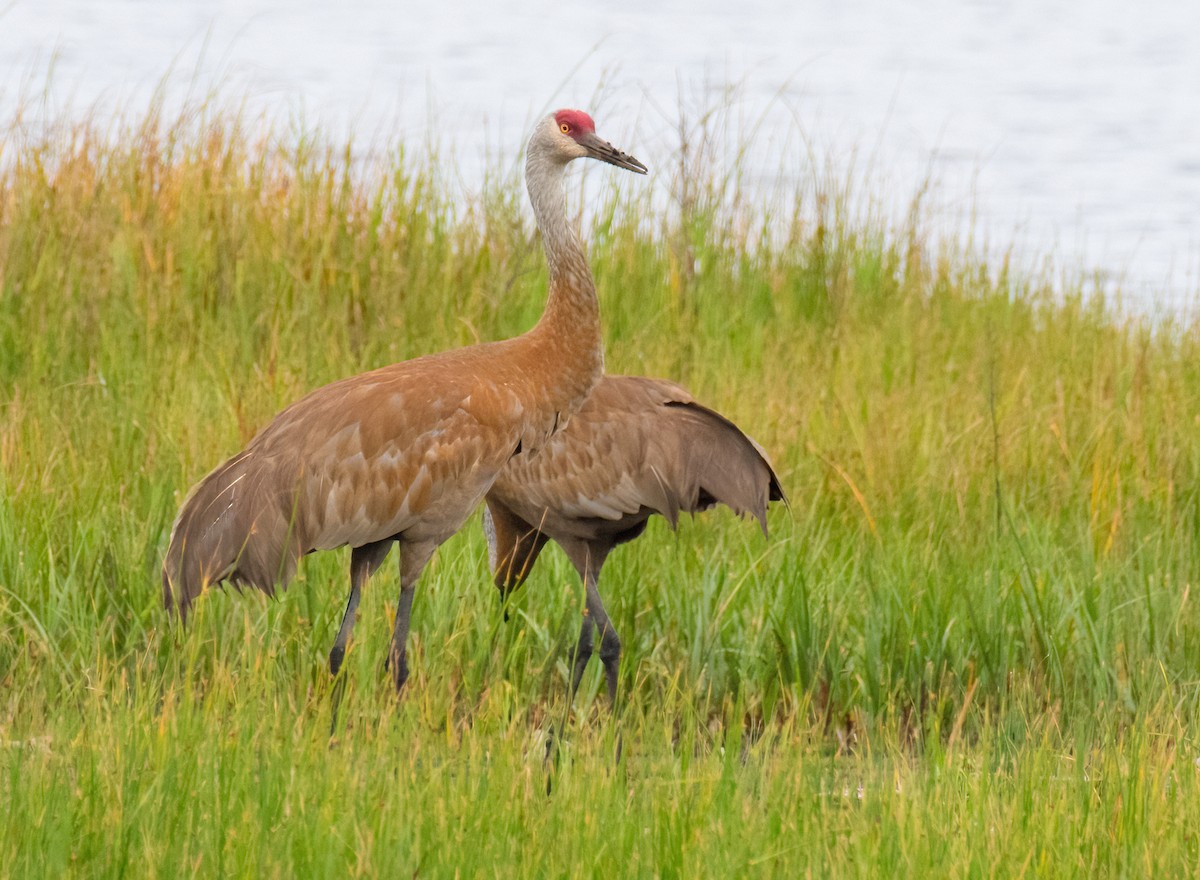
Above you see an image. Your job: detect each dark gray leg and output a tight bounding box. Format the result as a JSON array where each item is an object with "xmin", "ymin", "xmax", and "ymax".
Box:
[
  {"xmin": 548, "ymin": 545, "xmax": 622, "ymax": 781},
  {"xmin": 586, "ymin": 568, "xmax": 624, "ymax": 763},
  {"xmin": 387, "ymin": 585, "xmax": 416, "ymax": 690},
  {"xmin": 386, "ymin": 540, "xmax": 437, "ymax": 693},
  {"xmin": 584, "ymin": 568, "xmax": 621, "ymax": 704},
  {"xmin": 564, "ymin": 544, "xmax": 619, "ymax": 705},
  {"xmin": 330, "ymin": 540, "xmax": 393, "ymax": 677},
  {"xmin": 330, "ymin": 540, "xmax": 392, "ymax": 736},
  {"xmin": 569, "ymin": 615, "xmax": 597, "ymax": 699}
]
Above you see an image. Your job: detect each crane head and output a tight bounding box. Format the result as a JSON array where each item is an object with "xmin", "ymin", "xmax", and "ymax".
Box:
[{"xmin": 548, "ymin": 108, "xmax": 647, "ymax": 175}]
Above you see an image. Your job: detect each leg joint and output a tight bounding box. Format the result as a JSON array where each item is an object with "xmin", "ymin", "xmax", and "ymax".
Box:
[{"xmin": 597, "ymin": 627, "xmax": 621, "ymax": 663}]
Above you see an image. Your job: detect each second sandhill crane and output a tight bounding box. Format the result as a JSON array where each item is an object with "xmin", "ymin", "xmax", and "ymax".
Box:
[
  {"xmin": 483, "ymin": 375, "xmax": 786, "ymax": 703},
  {"xmin": 163, "ymin": 109, "xmax": 646, "ymax": 693}
]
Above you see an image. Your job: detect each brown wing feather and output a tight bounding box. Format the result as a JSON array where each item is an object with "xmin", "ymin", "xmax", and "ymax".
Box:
[
  {"xmin": 483, "ymin": 375, "xmax": 786, "ymax": 585},
  {"xmin": 653, "ymin": 396, "xmax": 788, "ymax": 532}
]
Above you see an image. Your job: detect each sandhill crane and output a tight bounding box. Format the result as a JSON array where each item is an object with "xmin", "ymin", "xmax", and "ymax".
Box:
[
  {"xmin": 483, "ymin": 375, "xmax": 786, "ymax": 703},
  {"xmin": 163, "ymin": 109, "xmax": 647, "ymax": 693}
]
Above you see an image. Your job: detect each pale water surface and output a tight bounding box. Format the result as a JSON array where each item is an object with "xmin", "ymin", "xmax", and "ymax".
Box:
[{"xmin": 2, "ymin": 0, "xmax": 1198, "ymax": 311}]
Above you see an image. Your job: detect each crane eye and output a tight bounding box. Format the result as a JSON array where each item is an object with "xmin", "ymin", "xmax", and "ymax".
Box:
[{"xmin": 559, "ymin": 123, "xmax": 570, "ymax": 134}]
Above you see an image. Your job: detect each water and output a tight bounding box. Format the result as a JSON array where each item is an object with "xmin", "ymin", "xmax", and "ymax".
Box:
[{"xmin": 3, "ymin": 0, "xmax": 1198, "ymax": 311}]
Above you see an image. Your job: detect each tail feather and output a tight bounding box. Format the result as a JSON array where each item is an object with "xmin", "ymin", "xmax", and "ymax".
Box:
[{"xmin": 162, "ymin": 450, "xmax": 298, "ymax": 621}]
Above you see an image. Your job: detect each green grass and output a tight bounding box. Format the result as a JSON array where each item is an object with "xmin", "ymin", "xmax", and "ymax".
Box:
[{"xmin": 3, "ymin": 97, "xmax": 1200, "ymax": 877}]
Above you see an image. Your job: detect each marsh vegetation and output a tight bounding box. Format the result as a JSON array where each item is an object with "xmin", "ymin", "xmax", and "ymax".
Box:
[{"xmin": 2, "ymin": 99, "xmax": 1199, "ymax": 876}]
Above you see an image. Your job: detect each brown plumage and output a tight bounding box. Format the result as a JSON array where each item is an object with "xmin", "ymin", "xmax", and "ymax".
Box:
[
  {"xmin": 483, "ymin": 375, "xmax": 787, "ymax": 702},
  {"xmin": 162, "ymin": 108, "xmax": 647, "ymax": 695}
]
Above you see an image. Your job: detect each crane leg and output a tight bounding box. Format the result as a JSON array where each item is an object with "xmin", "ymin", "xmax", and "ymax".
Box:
[
  {"xmin": 568, "ymin": 561, "xmax": 620, "ymax": 705},
  {"xmin": 330, "ymin": 540, "xmax": 393, "ymax": 736},
  {"xmin": 386, "ymin": 540, "xmax": 437, "ymax": 693},
  {"xmin": 569, "ymin": 615, "xmax": 596, "ymax": 699},
  {"xmin": 330, "ymin": 540, "xmax": 393, "ymax": 677}
]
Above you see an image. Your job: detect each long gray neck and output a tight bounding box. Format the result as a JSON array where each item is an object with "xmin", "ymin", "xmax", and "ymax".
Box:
[{"xmin": 525, "ymin": 144, "xmax": 599, "ymax": 335}]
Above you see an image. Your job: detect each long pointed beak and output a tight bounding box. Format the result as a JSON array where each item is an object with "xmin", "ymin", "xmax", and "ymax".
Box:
[{"xmin": 581, "ymin": 132, "xmax": 648, "ymax": 174}]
